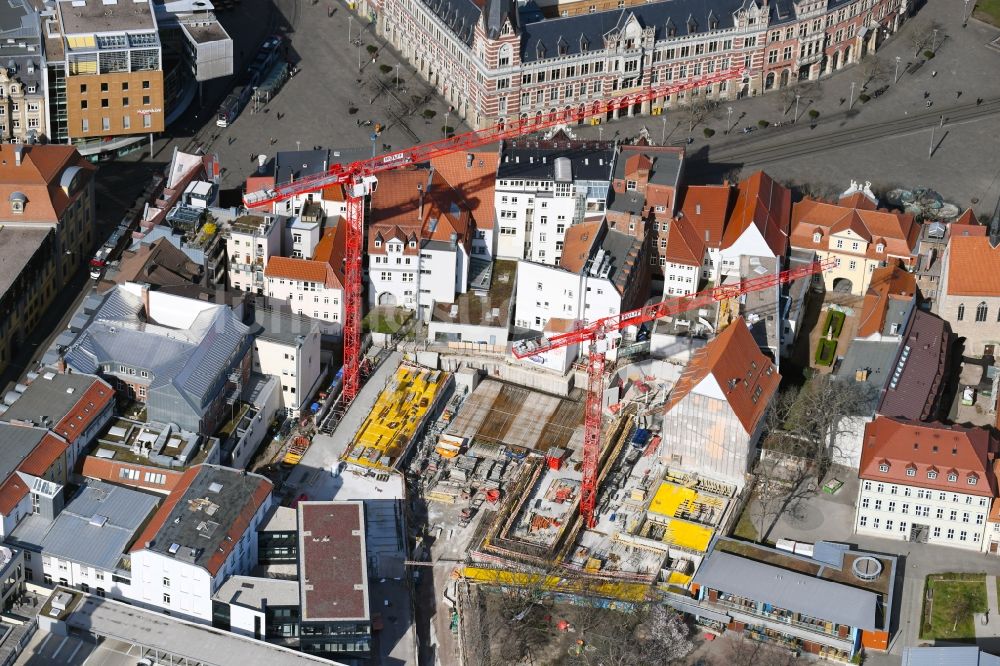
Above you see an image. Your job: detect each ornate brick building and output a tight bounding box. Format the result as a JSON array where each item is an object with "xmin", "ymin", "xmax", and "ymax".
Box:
[{"xmin": 375, "ymin": 0, "xmax": 908, "ymax": 129}]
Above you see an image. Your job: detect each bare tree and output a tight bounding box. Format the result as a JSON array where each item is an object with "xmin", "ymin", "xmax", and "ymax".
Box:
[
  {"xmin": 952, "ymin": 590, "xmax": 977, "ymax": 631},
  {"xmin": 778, "ymin": 376, "xmax": 876, "ymax": 483},
  {"xmin": 858, "ymin": 55, "xmax": 887, "ymax": 89},
  {"xmin": 907, "ymin": 19, "xmax": 943, "ymax": 56},
  {"xmin": 582, "ymin": 604, "xmax": 695, "ymax": 665},
  {"xmin": 726, "ymin": 632, "xmax": 803, "ymax": 666},
  {"xmin": 678, "ymin": 99, "xmax": 719, "ymax": 135}
]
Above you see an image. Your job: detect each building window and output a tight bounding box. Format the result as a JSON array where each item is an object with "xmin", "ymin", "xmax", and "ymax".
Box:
[
  {"xmin": 879, "ymin": 463, "xmax": 889, "ymax": 473},
  {"xmin": 976, "ymin": 302, "xmax": 988, "ymax": 322},
  {"xmin": 957, "ymin": 303, "xmax": 965, "ymax": 321},
  {"xmin": 928, "ymin": 470, "xmax": 938, "ymax": 480},
  {"xmin": 859, "ymin": 515, "xmax": 868, "ymax": 527},
  {"xmin": 163, "ymin": 593, "xmax": 171, "ymax": 604},
  {"xmin": 875, "ymin": 243, "xmax": 884, "ymax": 252},
  {"xmin": 906, "ymin": 467, "xmax": 915, "ymax": 476},
  {"xmin": 969, "ymin": 476, "xmax": 979, "ymax": 485},
  {"xmin": 812, "ymin": 231, "xmax": 821, "ymax": 243},
  {"xmin": 163, "ymin": 577, "xmax": 170, "ymax": 587},
  {"xmin": 626, "ymin": 180, "xmax": 637, "ymax": 191},
  {"xmin": 948, "ymin": 472, "xmax": 958, "ymax": 482},
  {"xmin": 143, "ymin": 115, "xmax": 152, "ymax": 128}
]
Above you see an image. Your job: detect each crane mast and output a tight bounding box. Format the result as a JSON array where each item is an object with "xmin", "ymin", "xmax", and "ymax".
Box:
[{"xmin": 514, "ymin": 259, "xmax": 836, "ymax": 528}]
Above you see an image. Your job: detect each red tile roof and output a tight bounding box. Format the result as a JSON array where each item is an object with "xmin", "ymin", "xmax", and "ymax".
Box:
[
  {"xmin": 559, "ymin": 220, "xmax": 602, "ymax": 273},
  {"xmin": 676, "ymin": 185, "xmax": 733, "ymax": 248},
  {"xmin": 945, "ymin": 223, "xmax": 1000, "ymax": 296},
  {"xmin": 859, "ymin": 417, "xmax": 997, "ymax": 497},
  {"xmin": 368, "ymin": 168, "xmax": 473, "ymax": 253},
  {"xmin": 0, "ymin": 145, "xmax": 96, "ymax": 223},
  {"xmin": 856, "ymin": 262, "xmax": 917, "ymax": 338},
  {"xmin": 430, "ymin": 150, "xmax": 499, "ymax": 230},
  {"xmin": 722, "ymin": 171, "xmax": 790, "ymax": 256},
  {"xmin": 664, "ymin": 318, "xmax": 781, "ymax": 433},
  {"xmin": 81, "ymin": 456, "xmax": 186, "ymax": 492},
  {"xmin": 790, "ymin": 197, "xmax": 919, "ymax": 262},
  {"xmin": 54, "ymin": 378, "xmax": 114, "ymax": 444},
  {"xmin": 0, "ymin": 431, "xmax": 69, "ymax": 514},
  {"xmin": 664, "ymin": 214, "xmax": 706, "ymax": 266},
  {"xmin": 298, "ymin": 501, "xmax": 369, "ymax": 621},
  {"xmin": 265, "ymin": 223, "xmax": 345, "ymax": 289}
]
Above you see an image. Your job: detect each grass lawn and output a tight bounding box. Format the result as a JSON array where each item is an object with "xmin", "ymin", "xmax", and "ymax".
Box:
[
  {"xmin": 364, "ymin": 306, "xmax": 412, "ymax": 335},
  {"xmin": 920, "ymin": 574, "xmax": 988, "ymax": 642},
  {"xmin": 974, "ymin": 0, "xmax": 1000, "ymax": 27}
]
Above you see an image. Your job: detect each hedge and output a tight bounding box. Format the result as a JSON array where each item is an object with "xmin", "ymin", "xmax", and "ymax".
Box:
[
  {"xmin": 823, "ymin": 310, "xmax": 847, "ymax": 338},
  {"xmin": 815, "ymin": 338, "xmax": 838, "ymax": 366}
]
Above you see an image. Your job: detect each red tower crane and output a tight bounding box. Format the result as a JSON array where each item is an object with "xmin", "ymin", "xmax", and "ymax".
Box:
[
  {"xmin": 243, "ymin": 67, "xmax": 744, "ymax": 405},
  {"xmin": 511, "ymin": 258, "xmax": 837, "ymax": 528}
]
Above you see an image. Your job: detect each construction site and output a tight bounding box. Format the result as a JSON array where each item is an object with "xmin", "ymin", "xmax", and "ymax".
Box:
[{"xmin": 342, "ymin": 363, "xmax": 452, "ymax": 471}]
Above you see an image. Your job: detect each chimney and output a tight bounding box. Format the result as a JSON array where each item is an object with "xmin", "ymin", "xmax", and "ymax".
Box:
[
  {"xmin": 56, "ymin": 354, "xmax": 67, "ymax": 374},
  {"xmin": 14, "ymin": 144, "xmax": 24, "ymax": 166},
  {"xmin": 417, "ymin": 183, "xmax": 424, "ymax": 219},
  {"xmin": 257, "ymin": 154, "xmax": 267, "ymax": 173},
  {"xmin": 141, "ymin": 283, "xmax": 151, "ymax": 317}
]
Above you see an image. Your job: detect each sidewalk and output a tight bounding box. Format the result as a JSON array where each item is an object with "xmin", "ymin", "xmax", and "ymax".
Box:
[{"xmin": 973, "ymin": 575, "xmax": 1000, "ymax": 652}]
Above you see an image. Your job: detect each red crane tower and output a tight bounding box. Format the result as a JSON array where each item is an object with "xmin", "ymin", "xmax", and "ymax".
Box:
[
  {"xmin": 511, "ymin": 258, "xmax": 837, "ymax": 528},
  {"xmin": 243, "ymin": 67, "xmax": 744, "ymax": 405}
]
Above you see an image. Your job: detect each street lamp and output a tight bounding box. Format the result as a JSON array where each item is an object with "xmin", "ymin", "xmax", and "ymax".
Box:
[
  {"xmin": 661, "ymin": 116, "xmax": 667, "ymax": 144},
  {"xmin": 296, "ymin": 140, "xmax": 301, "ymax": 152},
  {"xmin": 928, "ymin": 125, "xmax": 935, "ymax": 159},
  {"xmin": 357, "ymin": 41, "xmax": 362, "ymax": 72},
  {"xmin": 963, "ymin": 0, "xmax": 970, "ymax": 26},
  {"xmin": 727, "ymin": 106, "xmax": 733, "ymax": 134},
  {"xmin": 894, "ymin": 56, "xmax": 901, "ymax": 83},
  {"xmin": 348, "ymin": 16, "xmax": 353, "ymax": 43},
  {"xmin": 849, "ymin": 81, "xmax": 856, "ymax": 109},
  {"xmin": 444, "ymin": 110, "xmax": 450, "ymax": 137},
  {"xmin": 794, "ymin": 94, "xmax": 800, "ymax": 123},
  {"xmin": 932, "ymin": 28, "xmax": 939, "ymax": 51},
  {"xmin": 395, "ymin": 64, "xmax": 400, "ymax": 90}
]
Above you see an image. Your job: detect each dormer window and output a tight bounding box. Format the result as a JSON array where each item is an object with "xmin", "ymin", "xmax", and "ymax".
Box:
[
  {"xmin": 879, "ymin": 463, "xmax": 889, "ymax": 473},
  {"xmin": 374, "ymin": 239, "xmax": 382, "ymax": 247},
  {"xmin": 9, "ymin": 191, "xmax": 27, "ymax": 214},
  {"xmin": 876, "ymin": 242, "xmax": 885, "ymax": 253},
  {"xmin": 409, "ymin": 240, "xmax": 416, "ymax": 248},
  {"xmin": 928, "ymin": 470, "xmax": 938, "ymax": 480},
  {"xmin": 557, "ymin": 39, "xmax": 568, "ymax": 56},
  {"xmin": 580, "ymin": 36, "xmax": 589, "ymax": 52},
  {"xmin": 905, "ymin": 467, "xmax": 916, "ymax": 477},
  {"xmin": 536, "ymin": 42, "xmax": 546, "ymax": 59},
  {"xmin": 812, "ymin": 231, "xmax": 822, "ymax": 243},
  {"xmin": 968, "ymin": 475, "xmax": 979, "ymax": 486},
  {"xmin": 948, "ymin": 472, "xmax": 958, "ymax": 482}
]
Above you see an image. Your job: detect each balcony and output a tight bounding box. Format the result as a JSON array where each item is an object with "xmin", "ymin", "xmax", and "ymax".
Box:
[{"xmin": 711, "ymin": 598, "xmax": 853, "ymax": 650}]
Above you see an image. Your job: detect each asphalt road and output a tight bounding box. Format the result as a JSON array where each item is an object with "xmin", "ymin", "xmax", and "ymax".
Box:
[{"xmin": 696, "ymin": 96, "xmax": 1000, "ymax": 168}]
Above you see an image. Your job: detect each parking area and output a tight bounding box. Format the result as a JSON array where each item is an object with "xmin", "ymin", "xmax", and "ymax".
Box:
[{"xmin": 202, "ymin": 0, "xmax": 466, "ymax": 188}]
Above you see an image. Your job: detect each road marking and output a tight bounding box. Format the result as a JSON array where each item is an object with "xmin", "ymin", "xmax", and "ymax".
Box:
[
  {"xmin": 66, "ymin": 639, "xmax": 84, "ymax": 664},
  {"xmin": 50, "ymin": 636, "xmax": 69, "ymax": 660},
  {"xmin": 37, "ymin": 633, "xmax": 51, "ymax": 654}
]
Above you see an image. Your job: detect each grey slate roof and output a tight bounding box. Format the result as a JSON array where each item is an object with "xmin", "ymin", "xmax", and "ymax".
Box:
[
  {"xmin": 599, "ymin": 227, "xmax": 642, "ymax": 296},
  {"xmin": 902, "ymin": 647, "xmax": 1000, "ymax": 666},
  {"xmin": 498, "ymin": 138, "xmax": 615, "ymax": 181},
  {"xmin": 252, "ymin": 308, "xmax": 320, "ymax": 345},
  {"xmin": 274, "ymin": 149, "xmax": 331, "ymax": 184},
  {"xmin": 693, "ymin": 550, "xmax": 879, "ymax": 630},
  {"xmin": 9, "ymin": 480, "xmax": 160, "ymax": 572},
  {"xmin": 64, "ymin": 286, "xmax": 251, "ymax": 416},
  {"xmin": 0, "ymin": 371, "xmax": 106, "ymax": 429},
  {"xmin": 419, "ymin": 0, "xmax": 480, "ymax": 45},
  {"xmin": 0, "ymin": 423, "xmax": 47, "ymax": 483},
  {"xmin": 143, "ymin": 464, "xmax": 271, "ymax": 574},
  {"xmin": 877, "ymin": 310, "xmax": 952, "ymax": 422}
]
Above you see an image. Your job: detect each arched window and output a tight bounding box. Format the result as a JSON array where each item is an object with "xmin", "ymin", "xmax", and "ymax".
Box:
[
  {"xmin": 976, "ymin": 302, "xmax": 988, "ymax": 322},
  {"xmin": 957, "ymin": 303, "xmax": 965, "ymax": 321}
]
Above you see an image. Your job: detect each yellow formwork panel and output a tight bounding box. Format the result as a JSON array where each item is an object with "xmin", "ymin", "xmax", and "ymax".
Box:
[
  {"xmin": 667, "ymin": 570, "xmax": 693, "ymax": 586},
  {"xmin": 461, "ymin": 566, "xmax": 652, "ymax": 603},
  {"xmin": 662, "ymin": 519, "xmax": 713, "ymax": 552},
  {"xmin": 343, "ymin": 365, "xmax": 445, "ymax": 470},
  {"xmin": 649, "ymin": 482, "xmax": 697, "ymax": 518}
]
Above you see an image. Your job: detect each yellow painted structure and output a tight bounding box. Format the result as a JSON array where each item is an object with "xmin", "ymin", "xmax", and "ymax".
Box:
[
  {"xmin": 461, "ymin": 566, "xmax": 653, "ymax": 603},
  {"xmin": 648, "ymin": 480, "xmax": 725, "ymax": 553},
  {"xmin": 343, "ymin": 365, "xmax": 447, "ymax": 470}
]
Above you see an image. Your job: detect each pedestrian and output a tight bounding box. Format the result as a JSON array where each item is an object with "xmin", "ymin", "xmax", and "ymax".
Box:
[
  {"xmin": 270, "ymin": 137, "xmax": 277, "ymax": 145},
  {"xmin": 923, "ymin": 91, "xmax": 930, "ymax": 99},
  {"xmin": 931, "ymin": 70, "xmax": 937, "ymax": 77},
  {"xmin": 926, "ymin": 100, "xmax": 932, "ymax": 108},
  {"xmin": 977, "ymin": 97, "xmax": 984, "ymax": 106},
  {"xmin": 957, "ymin": 91, "xmax": 963, "ymax": 99}
]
